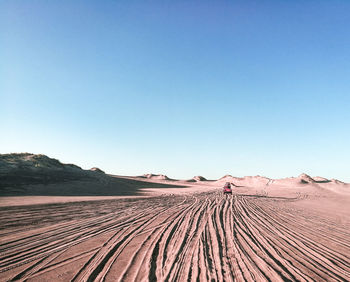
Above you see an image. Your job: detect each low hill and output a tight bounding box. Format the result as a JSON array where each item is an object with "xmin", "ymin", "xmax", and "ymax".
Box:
[
  {"xmin": 312, "ymin": 176, "xmax": 330, "ymax": 183},
  {"xmin": 216, "ymin": 175, "xmax": 270, "ymax": 187},
  {"xmin": 141, "ymin": 174, "xmax": 171, "ymax": 180},
  {"xmin": 0, "ymin": 153, "xmax": 185, "ymax": 196},
  {"xmin": 0, "ymin": 153, "xmax": 90, "ymax": 187},
  {"xmin": 215, "ymin": 173, "xmax": 349, "ymax": 194},
  {"xmin": 192, "ymin": 175, "xmax": 207, "ymax": 182},
  {"xmin": 186, "ymin": 176, "xmax": 207, "ymax": 182}
]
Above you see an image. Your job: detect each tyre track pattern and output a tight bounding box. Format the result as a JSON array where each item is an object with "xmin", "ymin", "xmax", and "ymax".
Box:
[{"xmin": 0, "ymin": 192, "xmax": 349, "ymax": 281}]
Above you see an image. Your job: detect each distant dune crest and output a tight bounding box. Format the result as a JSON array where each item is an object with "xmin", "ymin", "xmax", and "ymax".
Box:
[
  {"xmin": 298, "ymin": 173, "xmax": 315, "ymax": 183},
  {"xmin": 186, "ymin": 176, "xmax": 207, "ymax": 182},
  {"xmin": 217, "ymin": 175, "xmax": 271, "ymax": 187},
  {"xmin": 312, "ymin": 176, "xmax": 329, "ymax": 182},
  {"xmin": 331, "ymin": 179, "xmax": 345, "ymax": 185},
  {"xmin": 192, "ymin": 176, "xmax": 207, "ymax": 182},
  {"xmin": 212, "ymin": 172, "xmax": 348, "ymax": 194},
  {"xmin": 141, "ymin": 174, "xmax": 170, "ymax": 180},
  {"xmin": 1, "ymin": 153, "xmax": 348, "ymax": 196},
  {"xmin": 90, "ymin": 167, "xmax": 105, "ymax": 174}
]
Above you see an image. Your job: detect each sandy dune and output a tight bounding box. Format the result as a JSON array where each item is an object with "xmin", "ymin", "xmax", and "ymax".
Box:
[
  {"xmin": 0, "ymin": 180, "xmax": 349, "ymax": 281},
  {"xmin": 1, "ymin": 154, "xmax": 349, "ymax": 281},
  {"xmin": 0, "ymin": 154, "xmax": 188, "ymax": 197}
]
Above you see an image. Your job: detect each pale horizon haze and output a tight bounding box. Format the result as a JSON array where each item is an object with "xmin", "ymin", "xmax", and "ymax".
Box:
[{"xmin": 1, "ymin": 1, "xmax": 350, "ymax": 182}]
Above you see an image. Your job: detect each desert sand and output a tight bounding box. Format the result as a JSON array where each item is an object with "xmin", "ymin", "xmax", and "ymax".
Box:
[
  {"xmin": 0, "ymin": 179, "xmax": 350, "ymax": 281},
  {"xmin": 0, "ymin": 154, "xmax": 350, "ymax": 281}
]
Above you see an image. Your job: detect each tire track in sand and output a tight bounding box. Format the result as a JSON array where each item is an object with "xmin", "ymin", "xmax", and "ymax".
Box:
[{"xmin": 0, "ymin": 192, "xmax": 349, "ymax": 281}]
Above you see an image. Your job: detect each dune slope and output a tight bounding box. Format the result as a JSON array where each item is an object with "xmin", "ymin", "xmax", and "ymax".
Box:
[{"xmin": 0, "ymin": 154, "xmax": 186, "ymax": 196}]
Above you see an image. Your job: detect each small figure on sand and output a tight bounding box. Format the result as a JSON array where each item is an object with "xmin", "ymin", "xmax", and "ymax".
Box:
[{"xmin": 223, "ymin": 182, "xmax": 233, "ymax": 195}]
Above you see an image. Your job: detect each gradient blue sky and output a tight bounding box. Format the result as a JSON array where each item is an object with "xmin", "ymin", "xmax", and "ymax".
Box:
[{"xmin": 1, "ymin": 1, "xmax": 350, "ymax": 181}]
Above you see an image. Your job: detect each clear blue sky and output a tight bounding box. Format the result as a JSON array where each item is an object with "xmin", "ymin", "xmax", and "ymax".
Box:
[{"xmin": 1, "ymin": 1, "xmax": 349, "ymax": 181}]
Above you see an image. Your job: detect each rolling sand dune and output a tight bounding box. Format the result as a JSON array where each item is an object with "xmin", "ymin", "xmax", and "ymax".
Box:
[
  {"xmin": 185, "ymin": 176, "xmax": 207, "ymax": 182},
  {"xmin": 217, "ymin": 175, "xmax": 271, "ymax": 187},
  {"xmin": 0, "ymin": 154, "xmax": 349, "ymax": 281},
  {"xmin": 141, "ymin": 174, "xmax": 171, "ymax": 180},
  {"xmin": 312, "ymin": 176, "xmax": 330, "ymax": 182},
  {"xmin": 0, "ymin": 154, "xmax": 186, "ymax": 197}
]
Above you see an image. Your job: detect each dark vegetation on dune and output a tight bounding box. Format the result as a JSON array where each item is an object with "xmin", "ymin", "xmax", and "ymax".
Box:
[
  {"xmin": 0, "ymin": 153, "xmax": 92, "ymax": 186},
  {"xmin": 0, "ymin": 153, "xmax": 187, "ymax": 196}
]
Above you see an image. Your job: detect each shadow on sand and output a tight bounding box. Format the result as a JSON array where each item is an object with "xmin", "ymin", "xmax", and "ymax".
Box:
[{"xmin": 0, "ymin": 176, "xmax": 189, "ymax": 197}]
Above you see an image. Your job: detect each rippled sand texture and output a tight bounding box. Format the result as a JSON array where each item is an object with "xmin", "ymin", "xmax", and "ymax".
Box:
[{"xmin": 1, "ymin": 186, "xmax": 349, "ymax": 282}]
